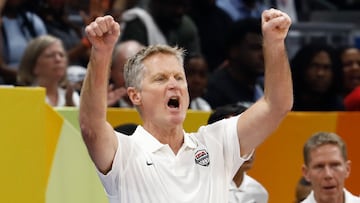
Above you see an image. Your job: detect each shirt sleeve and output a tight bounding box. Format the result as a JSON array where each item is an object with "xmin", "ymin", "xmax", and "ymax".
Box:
[
  {"xmin": 196, "ymin": 115, "xmax": 246, "ymax": 180},
  {"xmin": 96, "ymin": 132, "xmax": 127, "ymax": 200}
]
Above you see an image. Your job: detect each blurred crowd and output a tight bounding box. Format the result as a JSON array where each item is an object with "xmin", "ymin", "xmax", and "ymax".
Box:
[{"xmin": 1, "ymin": 0, "xmax": 360, "ymax": 110}]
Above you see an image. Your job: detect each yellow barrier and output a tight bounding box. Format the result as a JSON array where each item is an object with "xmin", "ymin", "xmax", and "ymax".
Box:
[
  {"xmin": 1, "ymin": 87, "xmax": 359, "ymax": 203},
  {"xmin": 0, "ymin": 87, "xmax": 47, "ymax": 202}
]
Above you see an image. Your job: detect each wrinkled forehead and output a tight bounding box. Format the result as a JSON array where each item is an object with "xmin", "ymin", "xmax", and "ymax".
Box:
[
  {"xmin": 143, "ymin": 53, "xmax": 184, "ymax": 73},
  {"xmin": 308, "ymin": 144, "xmax": 344, "ymax": 161}
]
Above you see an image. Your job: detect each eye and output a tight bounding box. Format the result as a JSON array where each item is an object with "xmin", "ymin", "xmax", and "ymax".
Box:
[
  {"xmin": 175, "ymin": 75, "xmax": 184, "ymax": 81},
  {"xmin": 154, "ymin": 76, "xmax": 165, "ymax": 82},
  {"xmin": 330, "ymin": 162, "xmax": 343, "ymax": 170},
  {"xmin": 313, "ymin": 164, "xmax": 324, "ymax": 170}
]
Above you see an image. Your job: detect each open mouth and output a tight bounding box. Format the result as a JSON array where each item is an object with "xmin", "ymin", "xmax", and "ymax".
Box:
[
  {"xmin": 323, "ymin": 185, "xmax": 336, "ymax": 192},
  {"xmin": 167, "ymin": 96, "xmax": 180, "ymax": 108}
]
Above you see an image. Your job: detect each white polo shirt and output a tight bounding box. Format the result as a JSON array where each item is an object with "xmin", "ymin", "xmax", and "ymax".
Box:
[
  {"xmin": 301, "ymin": 189, "xmax": 360, "ymax": 203},
  {"xmin": 97, "ymin": 115, "xmax": 245, "ymax": 203},
  {"xmin": 228, "ymin": 173, "xmax": 269, "ymax": 203}
]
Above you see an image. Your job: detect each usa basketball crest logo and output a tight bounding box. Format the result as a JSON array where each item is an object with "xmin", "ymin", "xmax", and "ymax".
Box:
[{"xmin": 195, "ymin": 149, "xmax": 210, "ymax": 166}]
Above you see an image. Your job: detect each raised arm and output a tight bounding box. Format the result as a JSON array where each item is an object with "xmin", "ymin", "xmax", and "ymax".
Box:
[
  {"xmin": 79, "ymin": 16, "xmax": 120, "ymax": 173},
  {"xmin": 237, "ymin": 9, "xmax": 293, "ymax": 156}
]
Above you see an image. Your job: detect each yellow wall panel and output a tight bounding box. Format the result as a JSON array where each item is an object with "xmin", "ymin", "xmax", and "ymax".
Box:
[
  {"xmin": 44, "ymin": 105, "xmax": 63, "ymax": 181},
  {"xmin": 0, "ymin": 87, "xmax": 47, "ymax": 203},
  {"xmin": 336, "ymin": 112, "xmax": 360, "ymax": 194},
  {"xmin": 46, "ymin": 119, "xmax": 107, "ymax": 203}
]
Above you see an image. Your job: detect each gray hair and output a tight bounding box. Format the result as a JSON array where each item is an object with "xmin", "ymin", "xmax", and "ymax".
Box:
[
  {"xmin": 124, "ymin": 44, "xmax": 185, "ymax": 90},
  {"xmin": 303, "ymin": 132, "xmax": 347, "ymax": 166},
  {"xmin": 17, "ymin": 35, "xmax": 66, "ymax": 86}
]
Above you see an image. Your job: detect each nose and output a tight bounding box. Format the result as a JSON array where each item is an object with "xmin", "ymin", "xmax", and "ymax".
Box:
[
  {"xmin": 168, "ymin": 76, "xmax": 178, "ymax": 88},
  {"xmin": 351, "ymin": 61, "xmax": 360, "ymax": 70},
  {"xmin": 316, "ymin": 66, "xmax": 330, "ymax": 77},
  {"xmin": 168, "ymin": 75, "xmax": 186, "ymax": 91},
  {"xmin": 323, "ymin": 165, "xmax": 334, "ymax": 179}
]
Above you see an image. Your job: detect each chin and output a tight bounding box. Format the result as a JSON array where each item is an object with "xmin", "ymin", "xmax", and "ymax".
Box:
[{"xmin": 169, "ymin": 114, "xmax": 186, "ymax": 125}]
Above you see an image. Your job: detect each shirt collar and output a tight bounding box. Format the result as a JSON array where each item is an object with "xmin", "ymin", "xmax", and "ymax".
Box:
[
  {"xmin": 183, "ymin": 133, "xmax": 197, "ymax": 149},
  {"xmin": 133, "ymin": 126, "xmax": 197, "ymax": 153}
]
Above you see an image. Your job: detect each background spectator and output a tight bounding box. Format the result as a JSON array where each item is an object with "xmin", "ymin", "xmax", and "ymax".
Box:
[
  {"xmin": 120, "ymin": 0, "xmax": 201, "ymax": 56},
  {"xmin": 301, "ymin": 132, "xmax": 360, "ymax": 202},
  {"xmin": 109, "ymin": 40, "xmax": 144, "ymax": 107},
  {"xmin": 17, "ymin": 35, "xmax": 79, "ymax": 107},
  {"xmin": 204, "ymin": 18, "xmax": 264, "ymax": 109},
  {"xmin": 187, "ymin": 0, "xmax": 232, "ymax": 72},
  {"xmin": 291, "ymin": 43, "xmax": 344, "ymax": 111},
  {"xmin": 207, "ymin": 103, "xmax": 268, "ymax": 203},
  {"xmin": 339, "ymin": 47, "xmax": 360, "ymax": 97},
  {"xmin": 1, "ymin": 0, "xmax": 47, "ymax": 84},
  {"xmin": 36, "ymin": 0, "xmax": 92, "ymax": 67},
  {"xmin": 294, "ymin": 177, "xmax": 312, "ymax": 203},
  {"xmin": 336, "ymin": 46, "xmax": 360, "ymax": 110},
  {"xmin": 184, "ymin": 53, "xmax": 211, "ymax": 111}
]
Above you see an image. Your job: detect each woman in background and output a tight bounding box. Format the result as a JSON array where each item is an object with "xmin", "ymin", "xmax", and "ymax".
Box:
[
  {"xmin": 291, "ymin": 43, "xmax": 344, "ymax": 111},
  {"xmin": 17, "ymin": 34, "xmax": 79, "ymax": 107}
]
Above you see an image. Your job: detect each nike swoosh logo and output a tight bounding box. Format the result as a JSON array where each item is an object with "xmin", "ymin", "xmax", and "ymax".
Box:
[{"xmin": 146, "ymin": 161, "xmax": 153, "ymax": 166}]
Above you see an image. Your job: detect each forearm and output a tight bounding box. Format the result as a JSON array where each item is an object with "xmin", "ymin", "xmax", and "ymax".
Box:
[
  {"xmin": 263, "ymin": 41, "xmax": 293, "ymax": 114},
  {"xmin": 78, "ymin": 15, "xmax": 121, "ymax": 173},
  {"xmin": 238, "ymin": 43, "xmax": 292, "ymax": 156},
  {"xmin": 79, "ymin": 47, "xmax": 113, "ymax": 132}
]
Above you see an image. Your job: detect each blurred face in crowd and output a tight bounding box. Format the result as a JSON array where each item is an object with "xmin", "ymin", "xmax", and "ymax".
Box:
[
  {"xmin": 111, "ymin": 55, "xmax": 126, "ymax": 88},
  {"xmin": 111, "ymin": 41, "xmax": 144, "ymax": 89},
  {"xmin": 302, "ymin": 144, "xmax": 350, "ymax": 203},
  {"xmin": 304, "ymin": 51, "xmax": 333, "ymax": 94},
  {"xmin": 341, "ymin": 48, "xmax": 360, "ymax": 93},
  {"xmin": 231, "ymin": 33, "xmax": 264, "ymax": 76},
  {"xmin": 34, "ymin": 40, "xmax": 67, "ymax": 83},
  {"xmin": 184, "ymin": 56, "xmax": 208, "ymax": 100},
  {"xmin": 151, "ymin": 0, "xmax": 190, "ymax": 29}
]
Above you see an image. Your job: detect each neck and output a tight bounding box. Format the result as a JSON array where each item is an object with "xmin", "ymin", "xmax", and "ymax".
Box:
[
  {"xmin": 37, "ymin": 79, "xmax": 60, "ymax": 106},
  {"xmin": 314, "ymin": 189, "xmax": 345, "ymax": 203},
  {"xmin": 232, "ymin": 171, "xmax": 245, "ymax": 187},
  {"xmin": 144, "ymin": 122, "xmax": 184, "ymax": 154},
  {"xmin": 38, "ymin": 78, "xmax": 59, "ymax": 92},
  {"xmin": 46, "ymin": 86, "xmax": 59, "ymax": 106}
]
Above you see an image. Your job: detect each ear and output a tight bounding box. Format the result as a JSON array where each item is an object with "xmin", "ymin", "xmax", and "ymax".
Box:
[
  {"xmin": 127, "ymin": 87, "xmax": 141, "ymax": 105},
  {"xmin": 345, "ymin": 160, "xmax": 351, "ymax": 178},
  {"xmin": 302, "ymin": 164, "xmax": 311, "ymax": 183}
]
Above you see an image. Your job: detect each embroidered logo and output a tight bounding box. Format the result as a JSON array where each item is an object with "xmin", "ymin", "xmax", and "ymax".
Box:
[{"xmin": 195, "ymin": 149, "xmax": 210, "ymax": 167}]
